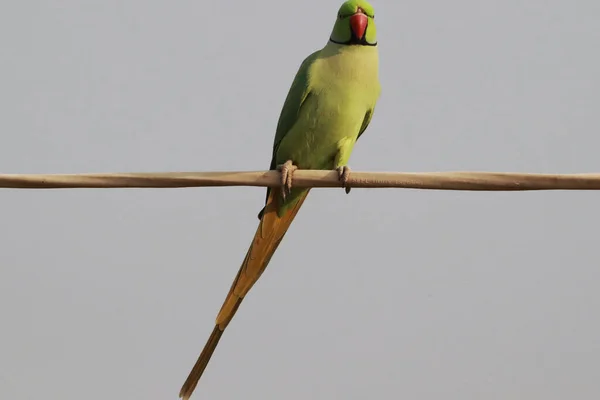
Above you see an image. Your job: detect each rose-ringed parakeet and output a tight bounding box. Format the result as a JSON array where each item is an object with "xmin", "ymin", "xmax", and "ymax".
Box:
[{"xmin": 179, "ymin": 1, "xmax": 380, "ymax": 397}]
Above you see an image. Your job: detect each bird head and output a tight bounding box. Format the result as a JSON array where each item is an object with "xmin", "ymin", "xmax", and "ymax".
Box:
[{"xmin": 330, "ymin": 0, "xmax": 377, "ymax": 46}]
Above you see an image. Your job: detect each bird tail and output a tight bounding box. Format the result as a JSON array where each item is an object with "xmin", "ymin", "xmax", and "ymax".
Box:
[{"xmin": 179, "ymin": 188, "xmax": 310, "ymax": 399}]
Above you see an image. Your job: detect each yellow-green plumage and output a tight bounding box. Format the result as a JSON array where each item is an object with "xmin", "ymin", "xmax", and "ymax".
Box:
[
  {"xmin": 273, "ymin": 42, "xmax": 380, "ymax": 214},
  {"xmin": 266, "ymin": 1, "xmax": 380, "ymax": 215},
  {"xmin": 179, "ymin": 1, "xmax": 380, "ymax": 398}
]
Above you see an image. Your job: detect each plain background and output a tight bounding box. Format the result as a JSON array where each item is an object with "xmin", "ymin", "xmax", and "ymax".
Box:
[{"xmin": 1, "ymin": 1, "xmax": 600, "ymax": 399}]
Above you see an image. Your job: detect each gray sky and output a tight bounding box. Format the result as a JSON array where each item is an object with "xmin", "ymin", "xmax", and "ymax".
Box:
[{"xmin": 1, "ymin": 1, "xmax": 600, "ymax": 399}]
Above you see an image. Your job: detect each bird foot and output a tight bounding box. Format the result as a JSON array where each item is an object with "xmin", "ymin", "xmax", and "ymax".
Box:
[
  {"xmin": 276, "ymin": 160, "xmax": 298, "ymax": 200},
  {"xmin": 336, "ymin": 165, "xmax": 352, "ymax": 194}
]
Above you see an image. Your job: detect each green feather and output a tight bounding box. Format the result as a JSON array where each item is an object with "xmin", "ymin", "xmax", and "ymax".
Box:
[
  {"xmin": 259, "ymin": 0, "xmax": 381, "ymax": 219},
  {"xmin": 270, "ymin": 50, "xmax": 321, "ymax": 171},
  {"xmin": 357, "ymin": 108, "xmax": 375, "ymax": 141}
]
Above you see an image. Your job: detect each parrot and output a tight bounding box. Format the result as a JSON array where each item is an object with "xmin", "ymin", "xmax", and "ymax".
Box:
[{"xmin": 179, "ymin": 1, "xmax": 380, "ymax": 398}]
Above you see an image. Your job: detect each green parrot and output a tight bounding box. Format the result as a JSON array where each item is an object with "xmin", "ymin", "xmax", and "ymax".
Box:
[{"xmin": 179, "ymin": 1, "xmax": 380, "ymax": 398}]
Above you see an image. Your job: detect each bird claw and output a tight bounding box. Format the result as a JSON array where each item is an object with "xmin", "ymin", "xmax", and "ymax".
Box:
[
  {"xmin": 336, "ymin": 165, "xmax": 352, "ymax": 194},
  {"xmin": 276, "ymin": 160, "xmax": 298, "ymax": 200}
]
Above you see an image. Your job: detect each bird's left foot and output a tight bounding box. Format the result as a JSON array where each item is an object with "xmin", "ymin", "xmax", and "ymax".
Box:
[
  {"xmin": 336, "ymin": 165, "xmax": 352, "ymax": 194},
  {"xmin": 276, "ymin": 160, "xmax": 298, "ymax": 200}
]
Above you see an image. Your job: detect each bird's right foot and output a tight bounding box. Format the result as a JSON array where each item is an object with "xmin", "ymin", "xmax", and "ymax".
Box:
[
  {"xmin": 336, "ymin": 165, "xmax": 352, "ymax": 194},
  {"xmin": 276, "ymin": 160, "xmax": 298, "ymax": 200}
]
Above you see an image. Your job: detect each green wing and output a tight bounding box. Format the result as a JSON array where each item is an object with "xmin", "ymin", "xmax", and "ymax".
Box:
[
  {"xmin": 269, "ymin": 50, "xmax": 321, "ymax": 170},
  {"xmin": 258, "ymin": 50, "xmax": 321, "ymax": 218},
  {"xmin": 356, "ymin": 108, "xmax": 375, "ymax": 141}
]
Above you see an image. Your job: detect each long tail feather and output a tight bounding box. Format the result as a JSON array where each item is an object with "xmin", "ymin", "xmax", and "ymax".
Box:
[{"xmin": 179, "ymin": 189, "xmax": 309, "ymax": 399}]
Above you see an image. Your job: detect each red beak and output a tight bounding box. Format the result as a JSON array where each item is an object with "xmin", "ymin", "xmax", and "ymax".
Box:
[{"xmin": 350, "ymin": 12, "xmax": 368, "ymax": 40}]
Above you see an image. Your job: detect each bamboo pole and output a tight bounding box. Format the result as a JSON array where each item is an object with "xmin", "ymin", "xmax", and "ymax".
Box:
[{"xmin": 1, "ymin": 170, "xmax": 600, "ymax": 191}]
